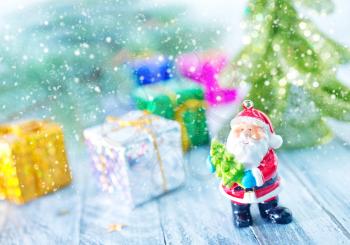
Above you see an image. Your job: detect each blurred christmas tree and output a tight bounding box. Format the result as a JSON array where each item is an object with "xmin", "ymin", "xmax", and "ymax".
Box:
[
  {"xmin": 220, "ymin": 0, "xmax": 350, "ymax": 148},
  {"xmin": 0, "ymin": 0, "xmax": 219, "ymax": 130}
]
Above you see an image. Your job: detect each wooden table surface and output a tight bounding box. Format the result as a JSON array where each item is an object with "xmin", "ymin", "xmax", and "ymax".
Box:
[{"xmin": 0, "ymin": 93, "xmax": 349, "ymax": 245}]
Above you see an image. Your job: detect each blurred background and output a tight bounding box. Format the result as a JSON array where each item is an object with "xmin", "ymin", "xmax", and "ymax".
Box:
[
  {"xmin": 1, "ymin": 0, "xmax": 349, "ymax": 142},
  {"xmin": 0, "ymin": 0, "xmax": 350, "ymax": 141}
]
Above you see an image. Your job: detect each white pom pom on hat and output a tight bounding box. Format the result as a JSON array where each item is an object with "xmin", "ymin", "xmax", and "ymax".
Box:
[
  {"xmin": 268, "ymin": 133, "xmax": 283, "ymax": 149},
  {"xmin": 230, "ymin": 100, "xmax": 283, "ymax": 149}
]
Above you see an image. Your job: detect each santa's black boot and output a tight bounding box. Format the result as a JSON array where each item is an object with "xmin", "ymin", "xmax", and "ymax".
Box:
[
  {"xmin": 258, "ymin": 198, "xmax": 292, "ymax": 224},
  {"xmin": 231, "ymin": 202, "xmax": 253, "ymax": 228}
]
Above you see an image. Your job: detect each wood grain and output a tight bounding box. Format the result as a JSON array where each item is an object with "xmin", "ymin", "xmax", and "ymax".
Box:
[
  {"xmin": 158, "ymin": 148, "xmax": 259, "ymax": 245},
  {"xmin": 247, "ymin": 148, "xmax": 350, "ymax": 245},
  {"xmin": 1, "ymin": 138, "xmax": 350, "ymax": 244},
  {"xmin": 281, "ymin": 140, "xmax": 350, "ymax": 239}
]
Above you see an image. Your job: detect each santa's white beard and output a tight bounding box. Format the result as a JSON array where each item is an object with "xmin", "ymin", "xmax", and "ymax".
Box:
[{"xmin": 226, "ymin": 131, "xmax": 269, "ymax": 169}]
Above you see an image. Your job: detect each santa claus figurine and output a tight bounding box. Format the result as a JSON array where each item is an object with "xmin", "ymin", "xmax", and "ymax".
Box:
[{"xmin": 209, "ymin": 100, "xmax": 292, "ymax": 228}]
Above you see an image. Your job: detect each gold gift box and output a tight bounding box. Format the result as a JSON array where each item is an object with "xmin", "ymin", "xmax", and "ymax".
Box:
[{"xmin": 0, "ymin": 120, "xmax": 72, "ymax": 204}]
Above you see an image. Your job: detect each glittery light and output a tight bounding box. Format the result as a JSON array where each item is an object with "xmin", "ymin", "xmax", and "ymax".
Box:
[
  {"xmin": 0, "ymin": 120, "xmax": 72, "ymax": 204},
  {"xmin": 107, "ymin": 224, "xmax": 126, "ymax": 232}
]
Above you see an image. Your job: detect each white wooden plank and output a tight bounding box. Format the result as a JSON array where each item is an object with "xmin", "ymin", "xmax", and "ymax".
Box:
[
  {"xmin": 157, "ymin": 145, "xmax": 350, "ymax": 244},
  {"xmin": 247, "ymin": 153, "xmax": 350, "ymax": 245},
  {"xmin": 281, "ymin": 140, "xmax": 350, "ymax": 237},
  {"xmin": 158, "ymin": 147, "xmax": 259, "ymax": 245}
]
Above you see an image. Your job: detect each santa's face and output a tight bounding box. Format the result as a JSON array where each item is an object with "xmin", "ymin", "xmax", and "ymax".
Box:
[{"xmin": 226, "ymin": 123, "xmax": 269, "ymax": 169}]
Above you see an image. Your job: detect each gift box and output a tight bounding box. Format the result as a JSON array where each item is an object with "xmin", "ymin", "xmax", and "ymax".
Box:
[
  {"xmin": 83, "ymin": 111, "xmax": 185, "ymax": 207},
  {"xmin": 132, "ymin": 80, "xmax": 210, "ymax": 151},
  {"xmin": 0, "ymin": 120, "xmax": 71, "ymax": 204},
  {"xmin": 176, "ymin": 51, "xmax": 238, "ymax": 105},
  {"xmin": 177, "ymin": 51, "xmax": 247, "ymax": 136},
  {"xmin": 130, "ymin": 55, "xmax": 175, "ymax": 86}
]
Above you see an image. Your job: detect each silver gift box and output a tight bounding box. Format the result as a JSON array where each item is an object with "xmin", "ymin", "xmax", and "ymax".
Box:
[{"xmin": 83, "ymin": 111, "xmax": 186, "ymax": 207}]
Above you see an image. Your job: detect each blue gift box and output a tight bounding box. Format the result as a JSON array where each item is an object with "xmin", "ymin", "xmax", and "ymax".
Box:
[{"xmin": 131, "ymin": 56, "xmax": 175, "ymax": 85}]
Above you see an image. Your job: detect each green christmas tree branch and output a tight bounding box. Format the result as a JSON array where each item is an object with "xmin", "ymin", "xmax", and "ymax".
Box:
[
  {"xmin": 303, "ymin": 21, "xmax": 350, "ymax": 65},
  {"xmin": 321, "ymin": 78, "xmax": 350, "ymax": 102},
  {"xmin": 307, "ymin": 85, "xmax": 350, "ymax": 121},
  {"xmin": 295, "ymin": 0, "xmax": 335, "ymax": 14},
  {"xmin": 210, "ymin": 140, "xmax": 245, "ymax": 188},
  {"xmin": 219, "ymin": 0, "xmax": 350, "ymax": 148}
]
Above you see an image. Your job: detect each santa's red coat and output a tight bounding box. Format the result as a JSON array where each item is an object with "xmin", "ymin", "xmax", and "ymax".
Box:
[{"xmin": 220, "ymin": 149, "xmax": 281, "ymax": 204}]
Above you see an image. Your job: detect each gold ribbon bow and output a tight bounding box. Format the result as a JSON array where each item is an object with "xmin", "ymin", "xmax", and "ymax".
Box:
[
  {"xmin": 105, "ymin": 112, "xmax": 168, "ymax": 192},
  {"xmin": 174, "ymin": 99, "xmax": 206, "ymax": 151},
  {"xmin": 0, "ymin": 121, "xmax": 44, "ymax": 136}
]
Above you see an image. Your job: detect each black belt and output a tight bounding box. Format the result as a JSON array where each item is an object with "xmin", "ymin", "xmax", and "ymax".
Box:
[{"xmin": 234, "ymin": 176, "xmax": 278, "ymax": 192}]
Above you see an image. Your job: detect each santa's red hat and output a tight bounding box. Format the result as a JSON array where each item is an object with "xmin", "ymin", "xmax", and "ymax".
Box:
[{"xmin": 230, "ymin": 100, "xmax": 283, "ymax": 149}]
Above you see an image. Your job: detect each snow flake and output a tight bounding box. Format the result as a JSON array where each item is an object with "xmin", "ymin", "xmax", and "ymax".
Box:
[
  {"xmin": 273, "ymin": 44, "xmax": 280, "ymax": 52},
  {"xmin": 105, "ymin": 37, "xmax": 112, "ymax": 43},
  {"xmin": 312, "ymin": 34, "xmax": 320, "ymax": 42},
  {"xmin": 303, "ymin": 30, "xmax": 311, "ymax": 37},
  {"xmin": 189, "ymin": 66, "xmax": 196, "ymax": 73},
  {"xmin": 279, "ymin": 88, "xmax": 286, "ymax": 95},
  {"xmin": 299, "ymin": 22, "xmax": 306, "ymax": 30},
  {"xmin": 312, "ymin": 81, "xmax": 319, "ymax": 88},
  {"xmin": 242, "ymin": 35, "xmax": 251, "ymax": 45},
  {"xmin": 74, "ymin": 49, "xmax": 81, "ymax": 56},
  {"xmin": 287, "ymin": 69, "xmax": 298, "ymax": 80},
  {"xmin": 94, "ymin": 86, "xmax": 101, "ymax": 93},
  {"xmin": 279, "ymin": 78, "xmax": 287, "ymax": 86}
]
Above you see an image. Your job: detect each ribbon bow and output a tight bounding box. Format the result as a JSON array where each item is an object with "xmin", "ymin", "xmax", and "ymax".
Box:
[
  {"xmin": 0, "ymin": 121, "xmax": 44, "ymax": 136},
  {"xmin": 145, "ymin": 85, "xmax": 207, "ymax": 151}
]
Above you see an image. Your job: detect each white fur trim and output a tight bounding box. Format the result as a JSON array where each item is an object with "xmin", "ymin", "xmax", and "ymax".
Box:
[
  {"xmin": 219, "ymin": 184, "xmax": 282, "ymax": 204},
  {"xmin": 251, "ymin": 168, "xmax": 264, "ymax": 187},
  {"xmin": 231, "ymin": 116, "xmax": 283, "ymax": 149},
  {"xmin": 231, "ymin": 116, "xmax": 269, "ymax": 131},
  {"xmin": 269, "ymin": 134, "xmax": 283, "ymax": 149}
]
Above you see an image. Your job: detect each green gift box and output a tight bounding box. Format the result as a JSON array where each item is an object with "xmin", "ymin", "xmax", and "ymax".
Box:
[{"xmin": 132, "ymin": 80, "xmax": 210, "ymax": 151}]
